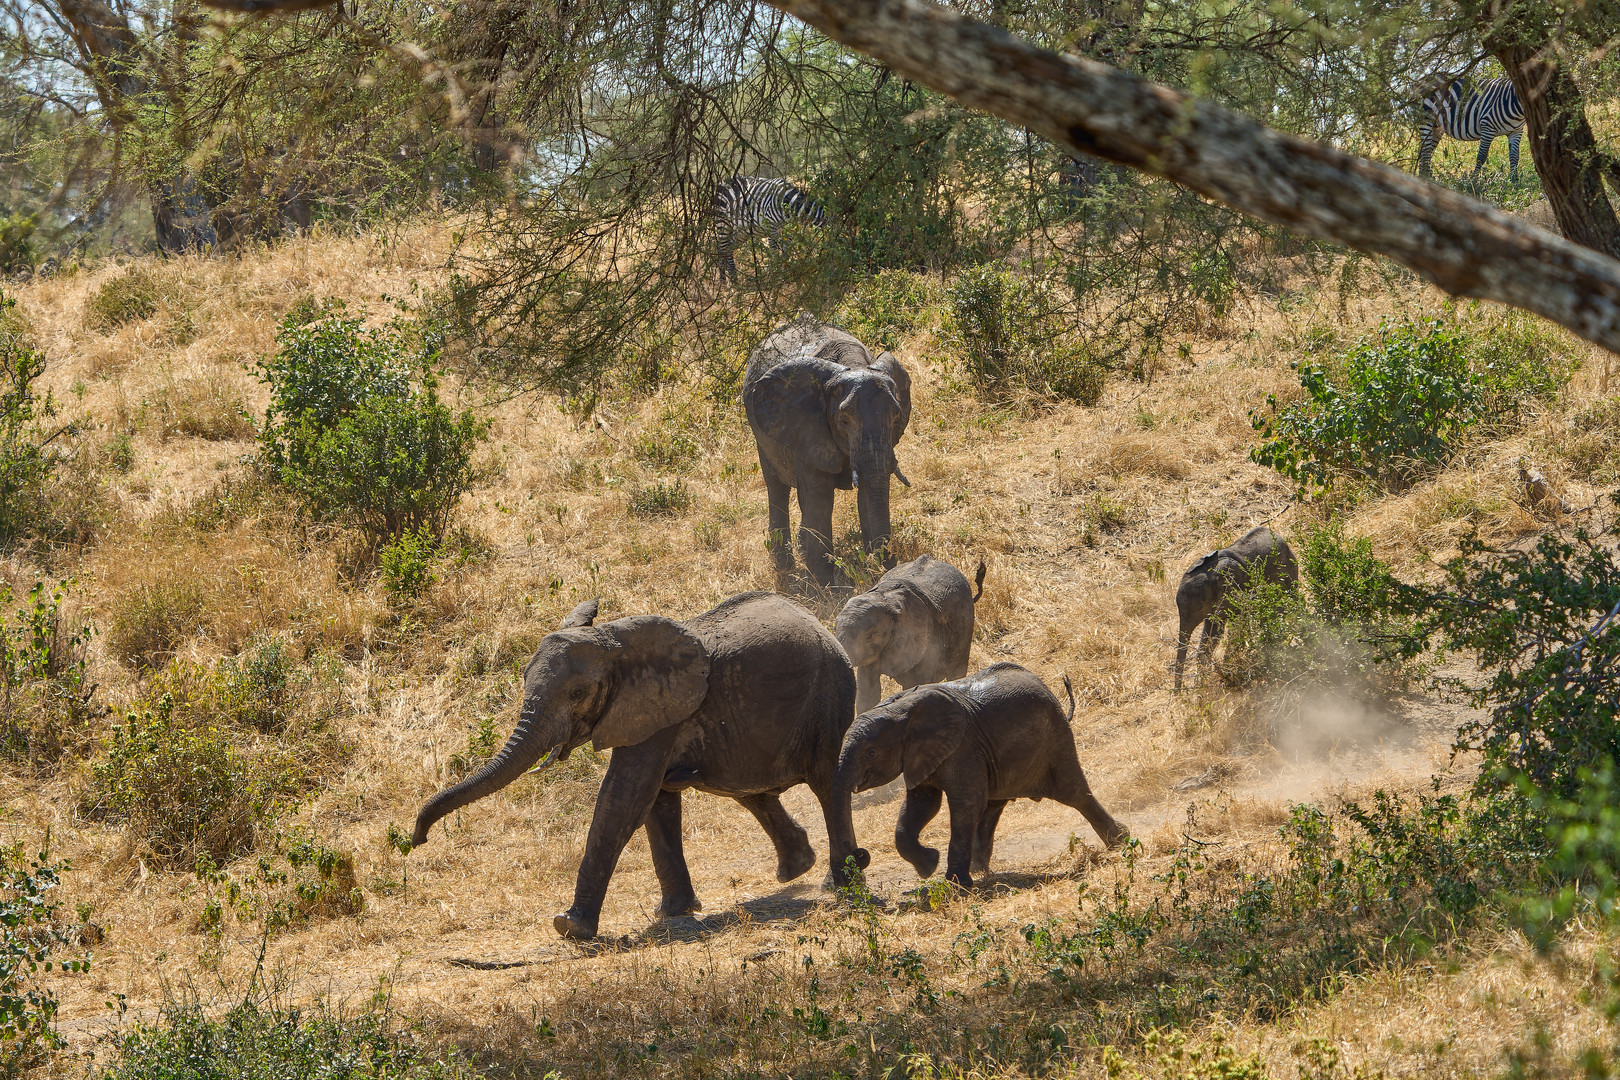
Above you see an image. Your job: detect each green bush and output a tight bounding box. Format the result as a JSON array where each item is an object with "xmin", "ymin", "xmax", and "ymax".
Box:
[
  {"xmin": 258, "ymin": 306, "xmax": 487, "ymax": 545},
  {"xmin": 1252, "ymin": 317, "xmax": 1574, "ymax": 493},
  {"xmin": 834, "ymin": 270, "xmax": 940, "ymax": 351},
  {"xmin": 946, "ymin": 265, "xmax": 1106, "ymax": 406},
  {"xmin": 379, "ymin": 527, "xmax": 438, "ymax": 602},
  {"xmin": 0, "ymin": 580, "xmax": 95, "ymax": 770},
  {"xmin": 0, "ymin": 847, "xmax": 86, "ymax": 1076},
  {"xmin": 0, "ymin": 297, "xmax": 70, "ymax": 550},
  {"xmin": 100, "ymin": 1000, "xmax": 476, "ymax": 1080},
  {"xmin": 0, "ymin": 216, "xmax": 35, "ymax": 277},
  {"xmin": 85, "ymin": 267, "xmax": 174, "ymax": 331},
  {"xmin": 87, "ymin": 703, "xmax": 304, "ymax": 866},
  {"xmin": 628, "ymin": 478, "xmax": 691, "ymax": 518}
]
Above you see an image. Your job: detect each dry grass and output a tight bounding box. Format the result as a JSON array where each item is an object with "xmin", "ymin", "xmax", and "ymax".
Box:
[{"xmin": 0, "ymin": 227, "xmax": 1615, "ymax": 1078}]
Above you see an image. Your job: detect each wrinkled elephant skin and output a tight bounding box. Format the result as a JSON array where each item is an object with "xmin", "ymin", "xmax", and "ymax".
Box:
[{"xmin": 835, "ymin": 555, "xmax": 984, "ymax": 714}]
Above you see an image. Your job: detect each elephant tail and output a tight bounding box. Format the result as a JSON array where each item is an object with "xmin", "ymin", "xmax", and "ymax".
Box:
[
  {"xmin": 1061, "ymin": 673, "xmax": 1076, "ymax": 724},
  {"xmin": 972, "ymin": 558, "xmax": 986, "ymax": 602}
]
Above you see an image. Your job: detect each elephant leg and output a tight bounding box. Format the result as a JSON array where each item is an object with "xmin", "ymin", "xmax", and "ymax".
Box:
[
  {"xmin": 554, "ymin": 739, "xmax": 671, "ymax": 939},
  {"xmin": 970, "ymin": 800, "xmax": 1008, "ymax": 876},
  {"xmin": 1055, "ymin": 765, "xmax": 1128, "ymax": 849},
  {"xmin": 895, "ymin": 785, "xmax": 943, "ymax": 879},
  {"xmin": 645, "ymin": 789, "xmax": 701, "ymax": 918},
  {"xmin": 944, "ymin": 785, "xmax": 988, "ymax": 889},
  {"xmin": 797, "ymin": 480, "xmax": 837, "ymax": 585},
  {"xmin": 737, "ymin": 793, "xmax": 816, "ymax": 882},
  {"xmin": 762, "ymin": 460, "xmax": 795, "ymax": 571}
]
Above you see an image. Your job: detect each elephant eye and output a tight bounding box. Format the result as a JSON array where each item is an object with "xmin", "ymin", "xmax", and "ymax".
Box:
[{"xmin": 569, "ymin": 684, "xmax": 588, "ymax": 701}]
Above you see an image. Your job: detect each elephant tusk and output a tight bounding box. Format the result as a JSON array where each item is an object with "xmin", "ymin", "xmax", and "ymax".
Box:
[
  {"xmin": 524, "ymin": 744, "xmax": 564, "ymax": 775},
  {"xmin": 893, "ymin": 466, "xmax": 910, "ymax": 487}
]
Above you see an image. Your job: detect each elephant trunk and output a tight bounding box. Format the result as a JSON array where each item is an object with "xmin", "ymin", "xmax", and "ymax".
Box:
[
  {"xmin": 412, "ymin": 707, "xmax": 565, "ymax": 846},
  {"xmin": 854, "ymin": 449, "xmax": 894, "ymax": 567},
  {"xmin": 1173, "ymin": 608, "xmax": 1200, "ymax": 691},
  {"xmin": 827, "ymin": 744, "xmax": 871, "ymax": 887},
  {"xmin": 855, "ymin": 663, "xmax": 882, "ymax": 714}
]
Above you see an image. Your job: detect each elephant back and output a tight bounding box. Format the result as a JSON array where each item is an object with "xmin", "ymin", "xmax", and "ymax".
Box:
[{"xmin": 744, "ymin": 311, "xmax": 875, "ymax": 386}]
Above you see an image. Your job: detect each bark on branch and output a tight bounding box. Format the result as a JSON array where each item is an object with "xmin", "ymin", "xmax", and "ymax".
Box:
[{"xmin": 199, "ymin": 0, "xmax": 1620, "ymax": 356}]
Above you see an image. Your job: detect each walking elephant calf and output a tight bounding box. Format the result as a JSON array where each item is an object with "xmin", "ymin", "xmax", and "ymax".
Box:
[
  {"xmin": 1173, "ymin": 526, "xmax": 1299, "ymax": 690},
  {"xmin": 835, "ymin": 554, "xmax": 986, "ymax": 714},
  {"xmin": 827, "ymin": 663, "xmax": 1127, "ymax": 890},
  {"xmin": 411, "ymin": 592, "xmax": 858, "ymax": 940}
]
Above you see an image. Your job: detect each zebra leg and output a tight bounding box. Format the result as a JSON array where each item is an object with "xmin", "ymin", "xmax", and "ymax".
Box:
[
  {"xmin": 716, "ymin": 227, "xmax": 737, "ymax": 284},
  {"xmin": 1473, "ymin": 135, "xmax": 1493, "ymax": 178},
  {"xmin": 1417, "ymin": 124, "xmax": 1439, "ymax": 179},
  {"xmin": 1508, "ymin": 131, "xmax": 1521, "ymax": 183}
]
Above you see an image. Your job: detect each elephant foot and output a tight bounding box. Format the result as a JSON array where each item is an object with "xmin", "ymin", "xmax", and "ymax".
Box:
[
  {"xmin": 904, "ymin": 846, "xmax": 940, "ymax": 880},
  {"xmin": 830, "ymin": 848, "xmax": 871, "ymax": 887},
  {"xmin": 657, "ymin": 894, "xmax": 703, "ymax": 919},
  {"xmin": 552, "ymin": 908, "xmax": 599, "ymax": 940},
  {"xmin": 945, "ymin": 868, "xmax": 974, "ymax": 890},
  {"xmin": 1103, "ymin": 823, "xmax": 1131, "ymax": 850},
  {"xmin": 969, "ymin": 855, "xmax": 990, "ymax": 876},
  {"xmin": 777, "ymin": 845, "xmax": 816, "ymax": 883}
]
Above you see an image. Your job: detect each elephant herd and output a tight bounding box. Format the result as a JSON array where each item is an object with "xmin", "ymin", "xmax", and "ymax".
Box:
[{"xmin": 412, "ymin": 315, "xmax": 1299, "ymax": 941}]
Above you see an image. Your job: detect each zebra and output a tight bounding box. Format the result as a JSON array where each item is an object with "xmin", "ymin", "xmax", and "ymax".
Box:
[
  {"xmin": 1417, "ymin": 76, "xmax": 1526, "ymax": 183},
  {"xmin": 712, "ymin": 177, "xmax": 826, "ymax": 283}
]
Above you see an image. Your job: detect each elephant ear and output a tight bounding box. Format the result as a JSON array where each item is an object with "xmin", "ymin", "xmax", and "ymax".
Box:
[
  {"xmin": 901, "ymin": 692, "xmax": 968, "ymax": 788},
  {"xmin": 872, "ymin": 352, "xmax": 912, "ymax": 441},
  {"xmin": 591, "ymin": 617, "xmax": 711, "ymax": 750},
  {"xmin": 559, "ymin": 599, "xmax": 600, "ymax": 628},
  {"xmin": 884, "ymin": 586, "xmax": 933, "ymax": 674},
  {"xmin": 748, "ymin": 356, "xmax": 846, "ymax": 475}
]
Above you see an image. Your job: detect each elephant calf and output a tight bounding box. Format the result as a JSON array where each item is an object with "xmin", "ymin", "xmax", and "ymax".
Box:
[
  {"xmin": 743, "ymin": 312, "xmax": 912, "ymax": 584},
  {"xmin": 829, "ymin": 663, "xmax": 1127, "ymax": 889},
  {"xmin": 835, "ymin": 554, "xmax": 986, "ymax": 714},
  {"xmin": 1173, "ymin": 525, "xmax": 1300, "ymax": 690}
]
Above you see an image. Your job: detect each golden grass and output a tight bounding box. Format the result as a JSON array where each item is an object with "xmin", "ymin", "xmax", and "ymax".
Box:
[{"xmin": 0, "ymin": 226, "xmax": 1617, "ymax": 1078}]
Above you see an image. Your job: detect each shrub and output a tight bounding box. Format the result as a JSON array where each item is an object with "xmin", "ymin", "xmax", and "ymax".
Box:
[
  {"xmin": 101, "ymin": 1000, "xmax": 476, "ymax": 1080},
  {"xmin": 834, "ymin": 270, "xmax": 940, "ymax": 351},
  {"xmin": 0, "ymin": 847, "xmax": 86, "ymax": 1076},
  {"xmin": 0, "ymin": 580, "xmax": 95, "ymax": 770},
  {"xmin": 107, "ymin": 579, "xmax": 207, "ymax": 671},
  {"xmin": 1252, "ymin": 317, "xmax": 1574, "ymax": 493},
  {"xmin": 0, "ymin": 297, "xmax": 71, "ymax": 549},
  {"xmin": 0, "ymin": 216, "xmax": 35, "ymax": 277},
  {"xmin": 85, "ymin": 267, "xmax": 175, "ymax": 331},
  {"xmin": 945, "ymin": 265, "xmax": 1106, "ymax": 406},
  {"xmin": 87, "ymin": 703, "xmax": 304, "ymax": 866},
  {"xmin": 258, "ymin": 307, "xmax": 487, "ymax": 545},
  {"xmin": 628, "ymin": 478, "xmax": 691, "ymax": 517},
  {"xmin": 379, "ymin": 527, "xmax": 438, "ymax": 602}
]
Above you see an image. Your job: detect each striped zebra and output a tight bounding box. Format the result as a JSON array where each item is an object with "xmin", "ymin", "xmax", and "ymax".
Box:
[
  {"xmin": 712, "ymin": 177, "xmax": 826, "ymax": 283},
  {"xmin": 1418, "ymin": 76, "xmax": 1526, "ymax": 182}
]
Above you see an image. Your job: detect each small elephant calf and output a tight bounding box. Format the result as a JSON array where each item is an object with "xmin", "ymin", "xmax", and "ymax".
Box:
[
  {"xmin": 1173, "ymin": 525, "xmax": 1299, "ymax": 690},
  {"xmin": 834, "ymin": 554, "xmax": 986, "ymax": 714},
  {"xmin": 829, "ymin": 662, "xmax": 1127, "ymax": 889}
]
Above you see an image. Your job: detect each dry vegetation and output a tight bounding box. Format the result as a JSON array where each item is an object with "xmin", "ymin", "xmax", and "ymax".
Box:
[{"xmin": 2, "ymin": 219, "xmax": 1617, "ymax": 1077}]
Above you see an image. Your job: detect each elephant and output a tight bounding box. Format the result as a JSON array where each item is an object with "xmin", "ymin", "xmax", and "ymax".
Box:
[
  {"xmin": 827, "ymin": 662, "xmax": 1127, "ymax": 890},
  {"xmin": 411, "ymin": 591, "xmax": 860, "ymax": 940},
  {"xmin": 835, "ymin": 555, "xmax": 986, "ymax": 714},
  {"xmin": 742, "ymin": 312, "xmax": 912, "ymax": 584},
  {"xmin": 1173, "ymin": 525, "xmax": 1300, "ymax": 690}
]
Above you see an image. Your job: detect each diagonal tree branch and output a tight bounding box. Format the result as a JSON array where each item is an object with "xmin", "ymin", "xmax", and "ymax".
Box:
[{"xmin": 198, "ymin": 0, "xmax": 1620, "ymax": 357}]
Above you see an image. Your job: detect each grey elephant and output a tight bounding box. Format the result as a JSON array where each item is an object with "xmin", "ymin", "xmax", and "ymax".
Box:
[
  {"xmin": 827, "ymin": 663, "xmax": 1127, "ymax": 889},
  {"xmin": 412, "ymin": 592, "xmax": 859, "ymax": 940},
  {"xmin": 835, "ymin": 555, "xmax": 986, "ymax": 714},
  {"xmin": 1173, "ymin": 525, "xmax": 1300, "ymax": 690},
  {"xmin": 743, "ymin": 312, "xmax": 912, "ymax": 584}
]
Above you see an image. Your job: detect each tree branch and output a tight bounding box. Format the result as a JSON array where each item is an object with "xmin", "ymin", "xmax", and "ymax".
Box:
[{"xmin": 197, "ymin": 0, "xmax": 1620, "ymax": 357}]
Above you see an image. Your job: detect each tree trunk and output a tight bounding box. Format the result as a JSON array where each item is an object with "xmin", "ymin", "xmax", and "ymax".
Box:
[{"xmin": 1495, "ymin": 40, "xmax": 1620, "ymax": 259}]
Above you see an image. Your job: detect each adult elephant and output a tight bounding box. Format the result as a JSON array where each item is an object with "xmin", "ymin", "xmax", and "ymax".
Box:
[
  {"xmin": 411, "ymin": 592, "xmax": 860, "ymax": 940},
  {"xmin": 743, "ymin": 312, "xmax": 912, "ymax": 584}
]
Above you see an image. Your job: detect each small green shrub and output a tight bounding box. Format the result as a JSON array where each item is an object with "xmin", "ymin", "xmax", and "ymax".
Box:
[
  {"xmin": 0, "ymin": 847, "xmax": 86, "ymax": 1076},
  {"xmin": 85, "ymin": 267, "xmax": 175, "ymax": 331},
  {"xmin": 0, "ymin": 296, "xmax": 70, "ymax": 550},
  {"xmin": 946, "ymin": 265, "xmax": 1106, "ymax": 406},
  {"xmin": 195, "ymin": 829, "xmax": 363, "ymax": 941},
  {"xmin": 0, "ymin": 216, "xmax": 36, "ymax": 277},
  {"xmin": 834, "ymin": 270, "xmax": 939, "ymax": 350},
  {"xmin": 379, "ymin": 527, "xmax": 438, "ymax": 602},
  {"xmin": 628, "ymin": 478, "xmax": 690, "ymax": 517},
  {"xmin": 87, "ymin": 703, "xmax": 304, "ymax": 866},
  {"xmin": 100, "ymin": 1000, "xmax": 476, "ymax": 1080},
  {"xmin": 0, "ymin": 580, "xmax": 95, "ymax": 770},
  {"xmin": 631, "ymin": 428, "xmax": 699, "ymax": 472},
  {"xmin": 258, "ymin": 307, "xmax": 487, "ymax": 545},
  {"xmin": 1252, "ymin": 317, "xmax": 1574, "ymax": 493}
]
